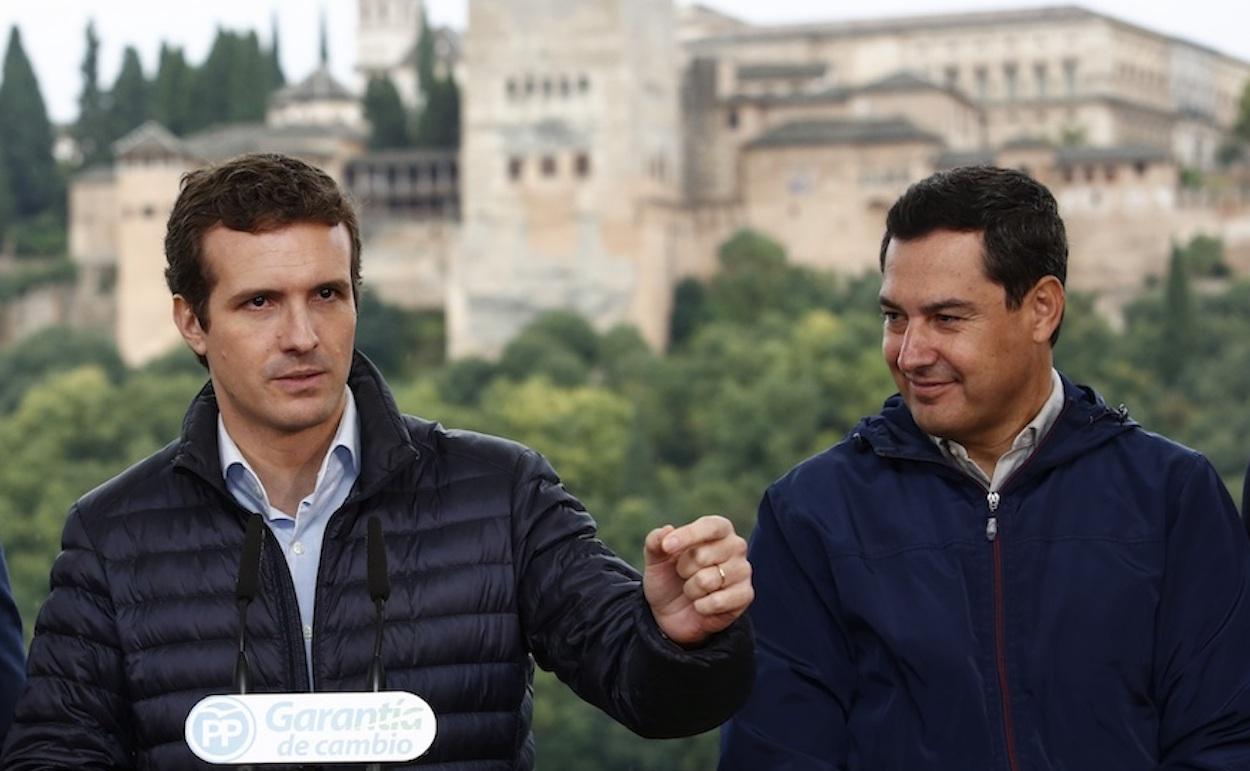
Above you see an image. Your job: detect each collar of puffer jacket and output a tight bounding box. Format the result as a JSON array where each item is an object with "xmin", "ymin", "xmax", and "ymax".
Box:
[{"xmin": 172, "ymin": 350, "xmax": 424, "ymax": 513}]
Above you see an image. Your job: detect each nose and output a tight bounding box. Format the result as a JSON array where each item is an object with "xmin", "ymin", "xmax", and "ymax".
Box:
[
  {"xmin": 894, "ymin": 323, "xmax": 937, "ymax": 373},
  {"xmin": 280, "ymin": 302, "xmax": 319, "ymax": 353}
]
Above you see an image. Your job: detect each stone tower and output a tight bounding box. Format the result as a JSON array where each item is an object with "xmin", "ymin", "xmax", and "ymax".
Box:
[
  {"xmin": 356, "ymin": 0, "xmax": 424, "ymax": 107},
  {"xmin": 452, "ymin": 0, "xmax": 683, "ymax": 358}
]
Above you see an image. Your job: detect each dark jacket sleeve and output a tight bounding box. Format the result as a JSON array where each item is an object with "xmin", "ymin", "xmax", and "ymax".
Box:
[
  {"xmin": 1156, "ymin": 455, "xmax": 1250, "ymax": 769},
  {"xmin": 1, "ymin": 506, "xmax": 134, "ymax": 769},
  {"xmin": 510, "ymin": 449, "xmax": 754, "ymax": 739},
  {"xmin": 0, "ymin": 543, "xmax": 25, "ymax": 748},
  {"xmin": 719, "ymin": 488, "xmax": 849, "ymax": 770},
  {"xmin": 1241, "ymin": 459, "xmax": 1250, "ymax": 526}
]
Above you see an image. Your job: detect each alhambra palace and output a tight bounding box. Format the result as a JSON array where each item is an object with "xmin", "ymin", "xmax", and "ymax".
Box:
[{"xmin": 18, "ymin": 1, "xmax": 1250, "ymax": 363}]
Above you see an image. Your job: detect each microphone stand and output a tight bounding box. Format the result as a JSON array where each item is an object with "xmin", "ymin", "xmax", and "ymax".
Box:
[
  {"xmin": 365, "ymin": 516, "xmax": 390, "ymax": 771},
  {"xmin": 234, "ymin": 516, "xmax": 264, "ymax": 771}
]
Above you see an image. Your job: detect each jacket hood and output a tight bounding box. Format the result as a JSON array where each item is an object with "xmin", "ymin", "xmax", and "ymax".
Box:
[
  {"xmin": 171, "ymin": 350, "xmax": 422, "ymax": 508},
  {"xmin": 849, "ymin": 372, "xmax": 1138, "ymax": 486}
]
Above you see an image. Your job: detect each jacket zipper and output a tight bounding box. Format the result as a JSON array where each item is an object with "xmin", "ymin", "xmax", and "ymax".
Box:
[
  {"xmin": 978, "ymin": 398, "xmax": 1080, "ymax": 771},
  {"xmin": 209, "ymin": 492, "xmax": 311, "ymax": 694},
  {"xmin": 261, "ymin": 529, "xmax": 310, "ymax": 692},
  {"xmin": 865, "ymin": 394, "xmax": 1107, "ymax": 771},
  {"xmin": 985, "ymin": 489, "xmax": 1020, "ymax": 771}
]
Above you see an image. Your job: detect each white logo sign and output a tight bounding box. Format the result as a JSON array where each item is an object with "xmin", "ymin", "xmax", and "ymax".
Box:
[
  {"xmin": 185, "ymin": 691, "xmax": 437, "ymax": 765},
  {"xmin": 186, "ymin": 696, "xmax": 256, "ymax": 762}
]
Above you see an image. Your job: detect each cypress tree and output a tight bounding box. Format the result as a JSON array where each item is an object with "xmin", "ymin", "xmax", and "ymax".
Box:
[
  {"xmin": 0, "ymin": 26, "xmax": 59, "ymax": 218},
  {"xmin": 0, "ymin": 159, "xmax": 13, "ymax": 245},
  {"xmin": 109, "ymin": 46, "xmax": 149, "ymax": 140},
  {"xmin": 187, "ymin": 29, "xmax": 238, "ymax": 132},
  {"xmin": 229, "ymin": 31, "xmax": 269, "ymax": 121},
  {"xmin": 74, "ymin": 20, "xmax": 112, "ymax": 167},
  {"xmin": 319, "ymin": 10, "xmax": 329, "ymax": 67},
  {"xmin": 151, "ymin": 44, "xmax": 192, "ymax": 135},
  {"xmin": 365, "ymin": 75, "xmax": 410, "ymax": 149},
  {"xmin": 415, "ymin": 8, "xmax": 435, "ymax": 95},
  {"xmin": 410, "ymin": 13, "xmax": 460, "ymax": 148},
  {"xmin": 1161, "ymin": 243, "xmax": 1194, "ymax": 384},
  {"xmin": 413, "ymin": 76, "xmax": 460, "ymax": 148},
  {"xmin": 268, "ymin": 13, "xmax": 285, "ymax": 88}
]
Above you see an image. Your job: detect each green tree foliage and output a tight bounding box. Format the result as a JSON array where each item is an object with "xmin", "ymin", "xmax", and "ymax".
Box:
[
  {"xmin": 151, "ymin": 44, "xmax": 194, "ymax": 136},
  {"xmin": 0, "ymin": 26, "xmax": 59, "ymax": 219},
  {"xmin": 696, "ymin": 229, "xmax": 837, "ymax": 330},
  {"xmin": 232, "ymin": 31, "xmax": 272, "ymax": 121},
  {"xmin": 81, "ymin": 25, "xmax": 284, "ymax": 142},
  {"xmin": 108, "ymin": 46, "xmax": 150, "ymax": 142},
  {"xmin": 412, "ymin": 77, "xmax": 460, "ymax": 148},
  {"xmin": 186, "ymin": 28, "xmax": 280, "ymax": 133},
  {"xmin": 1179, "ymin": 233, "xmax": 1228, "ymax": 278},
  {"xmin": 669, "ymin": 278, "xmax": 709, "ymax": 347},
  {"xmin": 354, "ymin": 289, "xmax": 444, "ymax": 380},
  {"xmin": 364, "ymin": 76, "xmax": 410, "ymax": 149},
  {"xmin": 0, "ymin": 326, "xmax": 123, "ymax": 416},
  {"xmin": 74, "ymin": 21, "xmax": 113, "ymax": 168}
]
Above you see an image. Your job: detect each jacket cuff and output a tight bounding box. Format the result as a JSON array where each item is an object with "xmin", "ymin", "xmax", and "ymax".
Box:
[{"xmin": 636, "ymin": 604, "xmax": 756, "ymax": 687}]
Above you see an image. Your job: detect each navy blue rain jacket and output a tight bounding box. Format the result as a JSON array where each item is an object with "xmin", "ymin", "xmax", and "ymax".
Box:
[
  {"xmin": 721, "ymin": 375, "xmax": 1250, "ymax": 770},
  {"xmin": 3, "ymin": 353, "xmax": 753, "ymax": 769}
]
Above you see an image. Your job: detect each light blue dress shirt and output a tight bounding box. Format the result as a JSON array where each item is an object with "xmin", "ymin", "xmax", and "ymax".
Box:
[{"xmin": 217, "ymin": 387, "xmax": 361, "ymax": 689}]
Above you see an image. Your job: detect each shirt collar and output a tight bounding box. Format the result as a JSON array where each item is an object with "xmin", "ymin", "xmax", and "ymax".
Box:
[
  {"xmin": 930, "ymin": 368, "xmax": 1065, "ymax": 459},
  {"xmin": 217, "ymin": 386, "xmax": 361, "ymax": 516}
]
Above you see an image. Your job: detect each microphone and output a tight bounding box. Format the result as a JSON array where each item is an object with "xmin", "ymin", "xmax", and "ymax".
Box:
[
  {"xmin": 365, "ymin": 516, "xmax": 390, "ymax": 771},
  {"xmin": 234, "ymin": 516, "xmax": 264, "ymax": 695},
  {"xmin": 233, "ymin": 516, "xmax": 264, "ymax": 771},
  {"xmin": 366, "ymin": 515, "xmax": 390, "ymax": 691}
]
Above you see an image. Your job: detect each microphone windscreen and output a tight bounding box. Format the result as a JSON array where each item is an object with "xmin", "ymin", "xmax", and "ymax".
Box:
[
  {"xmin": 236, "ymin": 516, "xmax": 264, "ymax": 602},
  {"xmin": 367, "ymin": 516, "xmax": 391, "ymax": 602}
]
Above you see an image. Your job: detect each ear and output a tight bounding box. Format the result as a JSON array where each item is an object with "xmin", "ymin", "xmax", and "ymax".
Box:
[
  {"xmin": 172, "ymin": 295, "xmax": 209, "ymax": 357},
  {"xmin": 1025, "ymin": 276, "xmax": 1065, "ymax": 344}
]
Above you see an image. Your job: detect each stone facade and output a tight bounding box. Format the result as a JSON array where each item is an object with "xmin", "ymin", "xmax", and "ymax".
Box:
[
  {"xmin": 44, "ymin": 2, "xmax": 1250, "ymax": 365},
  {"xmin": 454, "ymin": 0, "xmax": 683, "ymax": 357},
  {"xmin": 444, "ymin": 1, "xmax": 1250, "ymax": 357},
  {"xmin": 685, "ymin": 6, "xmax": 1248, "ymax": 168}
]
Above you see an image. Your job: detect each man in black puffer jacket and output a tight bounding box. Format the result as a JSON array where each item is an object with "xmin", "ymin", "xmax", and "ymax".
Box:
[{"xmin": 2, "ymin": 154, "xmax": 754, "ymax": 769}]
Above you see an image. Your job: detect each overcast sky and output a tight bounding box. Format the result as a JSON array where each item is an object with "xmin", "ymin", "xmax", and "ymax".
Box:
[{"xmin": 1, "ymin": 1, "xmax": 1246, "ymax": 124}]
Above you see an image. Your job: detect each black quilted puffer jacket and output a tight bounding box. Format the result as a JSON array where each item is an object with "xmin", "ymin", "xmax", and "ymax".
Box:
[{"xmin": 3, "ymin": 353, "xmax": 754, "ymax": 769}]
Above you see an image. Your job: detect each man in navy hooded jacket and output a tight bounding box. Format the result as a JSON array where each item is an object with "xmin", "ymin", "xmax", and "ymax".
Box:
[{"xmin": 721, "ymin": 166, "xmax": 1250, "ymax": 770}]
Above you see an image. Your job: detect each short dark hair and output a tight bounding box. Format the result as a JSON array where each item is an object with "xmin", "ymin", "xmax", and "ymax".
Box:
[
  {"xmin": 879, "ymin": 166, "xmax": 1068, "ymax": 343},
  {"xmin": 164, "ymin": 153, "xmax": 362, "ymax": 332}
]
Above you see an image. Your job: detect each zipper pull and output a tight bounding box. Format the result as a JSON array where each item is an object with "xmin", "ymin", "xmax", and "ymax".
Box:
[
  {"xmin": 986, "ymin": 516, "xmax": 998, "ymax": 542},
  {"xmin": 987, "ymin": 491, "xmax": 1000, "ymax": 512}
]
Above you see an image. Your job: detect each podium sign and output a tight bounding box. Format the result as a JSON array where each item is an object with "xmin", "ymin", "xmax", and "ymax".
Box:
[{"xmin": 185, "ymin": 691, "xmax": 437, "ymax": 765}]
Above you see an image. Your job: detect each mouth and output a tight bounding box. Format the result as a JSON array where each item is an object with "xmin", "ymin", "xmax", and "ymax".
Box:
[
  {"xmin": 906, "ymin": 379, "xmax": 954, "ymax": 401},
  {"xmin": 272, "ymin": 370, "xmax": 326, "ymax": 391}
]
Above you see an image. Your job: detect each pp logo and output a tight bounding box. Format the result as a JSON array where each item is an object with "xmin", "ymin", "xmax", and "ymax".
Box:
[{"xmin": 186, "ymin": 696, "xmax": 256, "ymax": 762}]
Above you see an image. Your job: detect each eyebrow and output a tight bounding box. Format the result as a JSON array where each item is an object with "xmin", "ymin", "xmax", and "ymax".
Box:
[
  {"xmin": 225, "ymin": 279, "xmax": 353, "ymax": 306},
  {"xmin": 878, "ymin": 295, "xmax": 978, "ymax": 315}
]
